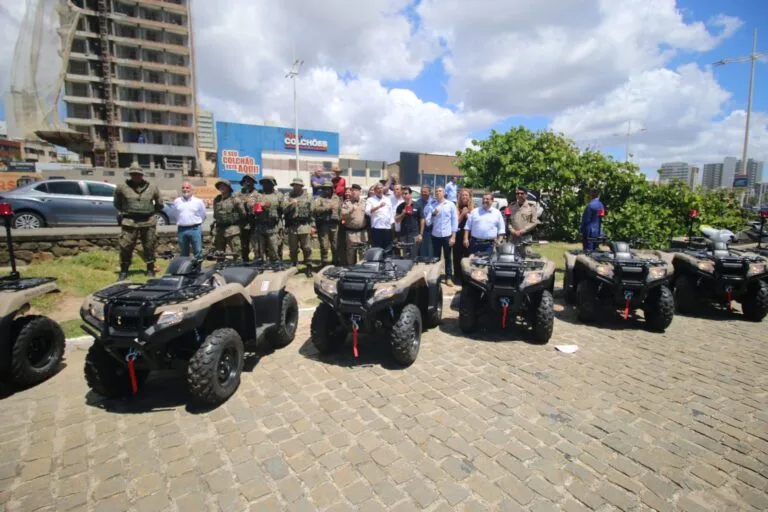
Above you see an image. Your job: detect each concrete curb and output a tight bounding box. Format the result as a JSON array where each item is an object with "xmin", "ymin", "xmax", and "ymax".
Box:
[{"xmin": 64, "ymin": 295, "xmax": 457, "ymax": 350}]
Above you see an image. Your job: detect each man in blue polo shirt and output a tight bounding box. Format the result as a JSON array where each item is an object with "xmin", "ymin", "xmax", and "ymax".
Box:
[{"xmin": 463, "ymin": 192, "xmax": 505, "ymax": 254}]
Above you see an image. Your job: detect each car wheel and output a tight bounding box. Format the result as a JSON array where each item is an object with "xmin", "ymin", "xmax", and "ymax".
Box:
[
  {"xmin": 13, "ymin": 211, "xmax": 45, "ymax": 229},
  {"xmin": 154, "ymin": 213, "xmax": 169, "ymax": 226},
  {"xmin": 9, "ymin": 315, "xmax": 65, "ymax": 386}
]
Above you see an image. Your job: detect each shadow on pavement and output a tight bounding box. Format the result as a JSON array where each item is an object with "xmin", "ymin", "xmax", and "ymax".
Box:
[
  {"xmin": 298, "ymin": 336, "xmax": 409, "ymax": 371},
  {"xmin": 0, "ymin": 361, "xmax": 69, "ymax": 400},
  {"xmin": 437, "ymin": 316, "xmax": 546, "ymax": 345}
]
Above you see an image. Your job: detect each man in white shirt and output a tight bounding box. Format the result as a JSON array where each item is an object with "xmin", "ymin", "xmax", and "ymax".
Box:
[
  {"xmin": 390, "ymin": 184, "xmax": 404, "ymax": 238},
  {"xmin": 365, "ymin": 182, "xmax": 394, "ymax": 255},
  {"xmin": 172, "ymin": 181, "xmax": 207, "ymax": 258},
  {"xmin": 463, "ymin": 192, "xmax": 505, "ymax": 254}
]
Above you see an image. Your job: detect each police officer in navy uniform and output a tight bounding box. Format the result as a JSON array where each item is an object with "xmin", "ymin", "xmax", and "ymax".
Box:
[{"xmin": 580, "ymin": 186, "xmax": 605, "ymax": 251}]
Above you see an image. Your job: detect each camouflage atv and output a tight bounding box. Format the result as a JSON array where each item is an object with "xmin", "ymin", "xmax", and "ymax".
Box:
[
  {"xmin": 311, "ymin": 242, "xmax": 443, "ymax": 366},
  {"xmin": 459, "ymin": 242, "xmax": 556, "ymax": 343},
  {"xmin": 0, "ymin": 203, "xmax": 65, "ymax": 387},
  {"xmin": 564, "ymin": 237, "xmax": 675, "ymax": 331},
  {"xmin": 80, "ymin": 251, "xmax": 299, "ymax": 405},
  {"xmin": 662, "ymin": 210, "xmax": 768, "ymax": 322}
]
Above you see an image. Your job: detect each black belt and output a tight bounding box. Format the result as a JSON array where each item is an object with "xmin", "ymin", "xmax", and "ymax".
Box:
[
  {"xmin": 344, "ymin": 226, "xmax": 366, "ymax": 232},
  {"xmin": 472, "ymin": 237, "xmax": 495, "ymax": 242},
  {"xmin": 178, "ymin": 223, "xmax": 201, "ymax": 229}
]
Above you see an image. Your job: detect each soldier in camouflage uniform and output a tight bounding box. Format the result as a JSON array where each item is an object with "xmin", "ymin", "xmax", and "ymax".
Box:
[
  {"xmin": 284, "ymin": 177, "xmax": 314, "ymax": 276},
  {"xmin": 312, "ymin": 179, "xmax": 341, "ymax": 267},
  {"xmin": 212, "ymin": 180, "xmax": 245, "ymax": 253},
  {"xmin": 341, "ymin": 184, "xmax": 368, "ymax": 265},
  {"xmin": 237, "ymin": 175, "xmax": 257, "ymax": 261},
  {"xmin": 250, "ymin": 175, "xmax": 284, "ymax": 262},
  {"xmin": 114, "ymin": 162, "xmax": 164, "ymax": 280}
]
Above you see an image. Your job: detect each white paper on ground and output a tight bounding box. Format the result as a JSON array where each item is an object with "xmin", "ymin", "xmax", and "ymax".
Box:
[{"xmin": 554, "ymin": 345, "xmax": 579, "ymax": 354}]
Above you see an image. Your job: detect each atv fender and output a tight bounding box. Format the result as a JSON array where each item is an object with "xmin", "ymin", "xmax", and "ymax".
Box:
[
  {"xmin": 0, "ymin": 280, "xmax": 59, "ymax": 318},
  {"xmin": 247, "ymin": 267, "xmax": 298, "ymax": 296}
]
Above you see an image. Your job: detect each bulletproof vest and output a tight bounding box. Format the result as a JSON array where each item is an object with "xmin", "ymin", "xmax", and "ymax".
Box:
[
  {"xmin": 253, "ymin": 191, "xmax": 281, "ymax": 223},
  {"xmin": 214, "ymin": 196, "xmax": 240, "ymax": 226},
  {"xmin": 121, "ymin": 182, "xmax": 155, "ymax": 215},
  {"xmin": 287, "ymin": 192, "xmax": 312, "ymax": 221},
  {"xmin": 316, "ymin": 196, "xmax": 340, "ymax": 222},
  {"xmin": 344, "ymin": 199, "xmax": 366, "ymax": 229}
]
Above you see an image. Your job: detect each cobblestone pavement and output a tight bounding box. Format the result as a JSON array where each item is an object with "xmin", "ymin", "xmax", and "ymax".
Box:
[{"xmin": 1, "ymin": 296, "xmax": 767, "ymax": 512}]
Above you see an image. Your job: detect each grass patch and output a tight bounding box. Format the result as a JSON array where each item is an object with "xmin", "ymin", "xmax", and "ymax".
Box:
[
  {"xmin": 534, "ymin": 241, "xmax": 580, "ymax": 273},
  {"xmin": 60, "ymin": 319, "xmax": 87, "ymax": 339}
]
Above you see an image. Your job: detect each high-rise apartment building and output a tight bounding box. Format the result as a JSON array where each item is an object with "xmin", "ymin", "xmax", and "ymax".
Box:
[
  {"xmin": 658, "ymin": 162, "xmax": 696, "ymax": 187},
  {"xmin": 736, "ymin": 158, "xmax": 764, "ymax": 188},
  {"xmin": 701, "ymin": 157, "xmax": 760, "ymax": 189},
  {"xmin": 62, "ymin": 0, "xmax": 198, "ymax": 172}
]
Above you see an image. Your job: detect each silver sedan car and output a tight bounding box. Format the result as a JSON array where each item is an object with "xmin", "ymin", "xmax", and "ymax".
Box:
[{"xmin": 0, "ymin": 179, "xmax": 177, "ymax": 229}]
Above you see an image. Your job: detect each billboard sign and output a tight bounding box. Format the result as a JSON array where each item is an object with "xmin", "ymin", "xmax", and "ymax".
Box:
[
  {"xmin": 733, "ymin": 176, "xmax": 749, "ymax": 188},
  {"xmin": 283, "ymin": 131, "xmax": 329, "ymax": 152}
]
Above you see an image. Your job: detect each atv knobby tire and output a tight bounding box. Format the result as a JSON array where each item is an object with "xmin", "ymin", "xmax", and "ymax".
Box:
[
  {"xmin": 576, "ymin": 280, "xmax": 598, "ymax": 323},
  {"xmin": 85, "ymin": 343, "xmax": 148, "ymax": 399},
  {"xmin": 267, "ymin": 292, "xmax": 299, "ymax": 348},
  {"xmin": 459, "ymin": 286, "xmax": 479, "ymax": 333},
  {"xmin": 187, "ymin": 328, "xmax": 244, "ymax": 406},
  {"xmin": 742, "ymin": 280, "xmax": 768, "ymax": 322},
  {"xmin": 532, "ymin": 290, "xmax": 554, "ymax": 344},
  {"xmin": 674, "ymin": 275, "xmax": 697, "ymax": 315},
  {"xmin": 644, "ymin": 285, "xmax": 675, "ymax": 332},
  {"xmin": 310, "ymin": 303, "xmax": 345, "ymax": 353},
  {"xmin": 425, "ymin": 285, "xmax": 443, "ymax": 328},
  {"xmin": 10, "ymin": 315, "xmax": 65, "ymax": 386},
  {"xmin": 390, "ymin": 304, "xmax": 422, "ymax": 366}
]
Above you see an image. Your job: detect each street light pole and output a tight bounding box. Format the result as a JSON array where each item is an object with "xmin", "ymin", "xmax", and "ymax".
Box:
[
  {"xmin": 286, "ymin": 59, "xmax": 304, "ymax": 178},
  {"xmin": 612, "ymin": 122, "xmax": 647, "ymax": 162}
]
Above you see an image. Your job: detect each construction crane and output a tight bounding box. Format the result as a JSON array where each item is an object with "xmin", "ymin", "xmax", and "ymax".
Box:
[
  {"xmin": 712, "ymin": 28, "xmax": 767, "ymax": 199},
  {"xmin": 96, "ymin": 0, "xmax": 119, "ymax": 168}
]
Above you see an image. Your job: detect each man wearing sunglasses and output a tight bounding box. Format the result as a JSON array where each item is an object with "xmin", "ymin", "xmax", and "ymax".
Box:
[{"xmin": 507, "ymin": 186, "xmax": 540, "ymax": 248}]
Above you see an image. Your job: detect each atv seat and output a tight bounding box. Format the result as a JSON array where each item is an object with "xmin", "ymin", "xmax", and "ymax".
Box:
[
  {"xmin": 390, "ymin": 259, "xmax": 415, "ymax": 273},
  {"xmin": 711, "ymin": 241, "xmax": 730, "ymax": 259},
  {"xmin": 611, "ymin": 242, "xmax": 632, "ymax": 260},
  {"xmin": 166, "ymin": 257, "xmax": 200, "ymax": 276},
  {"xmin": 364, "ymin": 247, "xmax": 386, "ymax": 262},
  {"xmin": 491, "ymin": 243, "xmax": 517, "ymax": 263},
  {"xmin": 218, "ymin": 267, "xmax": 260, "ymax": 287}
]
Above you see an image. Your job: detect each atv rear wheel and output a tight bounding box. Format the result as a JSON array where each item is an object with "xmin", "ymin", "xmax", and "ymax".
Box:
[
  {"xmin": 644, "ymin": 285, "xmax": 675, "ymax": 332},
  {"xmin": 425, "ymin": 285, "xmax": 443, "ymax": 328},
  {"xmin": 85, "ymin": 343, "xmax": 148, "ymax": 399},
  {"xmin": 310, "ymin": 303, "xmax": 345, "ymax": 353},
  {"xmin": 390, "ymin": 304, "xmax": 422, "ymax": 366},
  {"xmin": 576, "ymin": 280, "xmax": 598, "ymax": 323},
  {"xmin": 267, "ymin": 292, "xmax": 299, "ymax": 348},
  {"xmin": 458, "ymin": 286, "xmax": 479, "ymax": 333},
  {"xmin": 742, "ymin": 280, "xmax": 768, "ymax": 322},
  {"xmin": 10, "ymin": 315, "xmax": 65, "ymax": 386},
  {"xmin": 532, "ymin": 290, "xmax": 554, "ymax": 344},
  {"xmin": 674, "ymin": 275, "xmax": 697, "ymax": 315},
  {"xmin": 187, "ymin": 328, "xmax": 244, "ymax": 406}
]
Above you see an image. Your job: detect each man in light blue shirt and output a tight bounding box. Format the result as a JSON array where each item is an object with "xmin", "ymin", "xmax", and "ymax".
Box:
[
  {"xmin": 445, "ymin": 177, "xmax": 458, "ymax": 203},
  {"xmin": 416, "ymin": 186, "xmax": 437, "ymax": 258},
  {"xmin": 425, "ymin": 186, "xmax": 459, "ymax": 286},
  {"xmin": 463, "ymin": 193, "xmax": 505, "ymax": 254}
]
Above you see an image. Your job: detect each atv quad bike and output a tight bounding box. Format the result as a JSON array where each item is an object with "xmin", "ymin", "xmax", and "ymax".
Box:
[
  {"xmin": 662, "ymin": 210, "xmax": 768, "ymax": 322},
  {"xmin": 311, "ymin": 241, "xmax": 443, "ymax": 366},
  {"xmin": 79, "ymin": 250, "xmax": 299, "ymax": 405},
  {"xmin": 564, "ymin": 237, "xmax": 675, "ymax": 331},
  {"xmin": 0, "ymin": 203, "xmax": 65, "ymax": 387},
  {"xmin": 459, "ymin": 241, "xmax": 556, "ymax": 343},
  {"xmin": 731, "ymin": 209, "xmax": 768, "ymax": 260}
]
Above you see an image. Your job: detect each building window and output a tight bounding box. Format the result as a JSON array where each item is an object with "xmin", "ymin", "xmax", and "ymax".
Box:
[
  {"xmin": 103, "ymin": 170, "xmax": 115, "ymax": 176},
  {"xmin": 369, "ymin": 169, "xmax": 381, "ymax": 178},
  {"xmin": 164, "ymin": 172, "xmax": 176, "ymax": 178},
  {"xmin": 421, "ymin": 173, "xmax": 435, "ymax": 188},
  {"xmin": 352, "ymin": 169, "xmax": 366, "ymax": 177},
  {"xmin": 435, "ymin": 175, "xmax": 446, "ymax": 189}
]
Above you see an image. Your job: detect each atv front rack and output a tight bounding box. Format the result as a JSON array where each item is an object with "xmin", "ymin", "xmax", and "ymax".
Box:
[
  {"xmin": 96, "ymin": 282, "xmax": 214, "ymax": 308},
  {"xmin": 0, "ymin": 276, "xmax": 55, "ymax": 292},
  {"xmin": 213, "ymin": 259, "xmax": 292, "ymax": 272},
  {"xmin": 324, "ymin": 262, "xmax": 409, "ymax": 282}
]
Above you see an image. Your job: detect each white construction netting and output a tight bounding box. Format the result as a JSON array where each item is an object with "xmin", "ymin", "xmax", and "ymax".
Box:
[{"xmin": 4, "ymin": 0, "xmax": 81, "ymax": 141}]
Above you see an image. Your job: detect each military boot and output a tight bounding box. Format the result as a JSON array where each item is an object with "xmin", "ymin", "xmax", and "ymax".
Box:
[
  {"xmin": 146, "ymin": 263, "xmax": 156, "ymax": 278},
  {"xmin": 118, "ymin": 263, "xmax": 129, "ymax": 281},
  {"xmin": 304, "ymin": 262, "xmax": 313, "ymax": 278}
]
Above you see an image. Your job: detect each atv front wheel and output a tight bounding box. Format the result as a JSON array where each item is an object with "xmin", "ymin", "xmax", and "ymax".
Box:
[
  {"xmin": 644, "ymin": 285, "xmax": 675, "ymax": 331},
  {"xmin": 187, "ymin": 328, "xmax": 244, "ymax": 406},
  {"xmin": 674, "ymin": 275, "xmax": 697, "ymax": 315},
  {"xmin": 532, "ymin": 291, "xmax": 554, "ymax": 344},
  {"xmin": 85, "ymin": 343, "xmax": 148, "ymax": 399},
  {"xmin": 576, "ymin": 280, "xmax": 599, "ymax": 323},
  {"xmin": 563, "ymin": 271, "xmax": 576, "ymax": 305},
  {"xmin": 310, "ymin": 303, "xmax": 345, "ymax": 353},
  {"xmin": 425, "ymin": 285, "xmax": 443, "ymax": 328},
  {"xmin": 390, "ymin": 304, "xmax": 422, "ymax": 366},
  {"xmin": 742, "ymin": 280, "xmax": 768, "ymax": 322},
  {"xmin": 267, "ymin": 292, "xmax": 299, "ymax": 348},
  {"xmin": 458, "ymin": 286, "xmax": 479, "ymax": 333},
  {"xmin": 10, "ymin": 315, "xmax": 65, "ymax": 386}
]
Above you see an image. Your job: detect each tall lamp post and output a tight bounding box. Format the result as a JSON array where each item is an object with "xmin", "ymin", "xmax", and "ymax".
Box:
[
  {"xmin": 612, "ymin": 121, "xmax": 647, "ymax": 162},
  {"xmin": 286, "ymin": 59, "xmax": 304, "ymax": 178},
  {"xmin": 712, "ymin": 28, "xmax": 766, "ymax": 201}
]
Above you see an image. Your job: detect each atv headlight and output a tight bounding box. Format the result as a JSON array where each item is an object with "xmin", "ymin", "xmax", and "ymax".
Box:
[
  {"xmin": 596, "ymin": 264, "xmax": 614, "ymax": 278},
  {"xmin": 522, "ymin": 271, "xmax": 543, "ymax": 287},
  {"xmin": 471, "ymin": 269, "xmax": 487, "ymax": 282},
  {"xmin": 648, "ymin": 266, "xmax": 667, "ymax": 280},
  {"xmin": 748, "ymin": 262, "xmax": 766, "ymax": 276},
  {"xmin": 157, "ymin": 310, "xmax": 184, "ymax": 327},
  {"xmin": 319, "ymin": 279, "xmax": 337, "ymax": 297},
  {"xmin": 87, "ymin": 301, "xmax": 105, "ymax": 321},
  {"xmin": 372, "ymin": 285, "xmax": 399, "ymax": 302},
  {"xmin": 697, "ymin": 260, "xmax": 714, "ymax": 273}
]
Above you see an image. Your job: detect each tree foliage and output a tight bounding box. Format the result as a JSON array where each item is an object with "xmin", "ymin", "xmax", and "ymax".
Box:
[{"xmin": 456, "ymin": 126, "xmax": 750, "ymax": 247}]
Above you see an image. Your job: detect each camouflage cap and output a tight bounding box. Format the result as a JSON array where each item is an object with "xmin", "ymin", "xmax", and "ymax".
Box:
[
  {"xmin": 321, "ymin": 179, "xmax": 334, "ymax": 188},
  {"xmin": 240, "ymin": 174, "xmax": 256, "ymax": 184},
  {"xmin": 259, "ymin": 175, "xmax": 277, "ymax": 185},
  {"xmin": 127, "ymin": 161, "xmax": 144, "ymax": 175},
  {"xmin": 215, "ymin": 179, "xmax": 233, "ymax": 191},
  {"xmin": 290, "ymin": 177, "xmax": 304, "ymax": 187}
]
